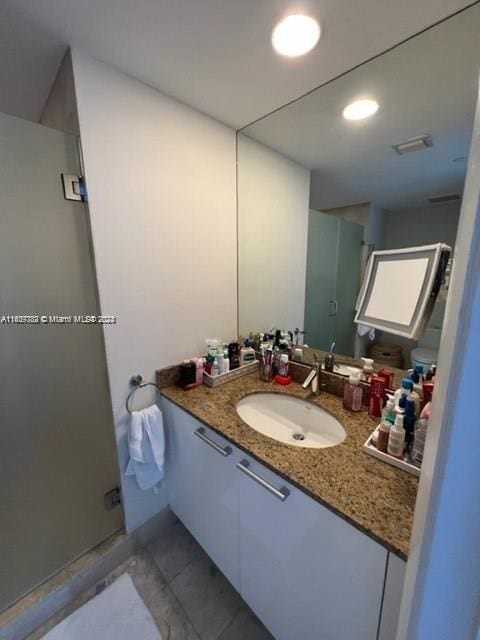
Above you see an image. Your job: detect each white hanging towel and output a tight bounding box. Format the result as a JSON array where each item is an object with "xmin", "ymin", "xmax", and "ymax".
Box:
[
  {"xmin": 126, "ymin": 405, "xmax": 165, "ymax": 491},
  {"xmin": 357, "ymin": 323, "xmax": 376, "ymax": 341}
]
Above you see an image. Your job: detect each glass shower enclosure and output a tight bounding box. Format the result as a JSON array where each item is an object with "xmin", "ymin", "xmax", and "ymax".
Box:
[
  {"xmin": 304, "ymin": 210, "xmax": 364, "ymax": 356},
  {"xmin": 0, "ymin": 111, "xmax": 122, "ymax": 612}
]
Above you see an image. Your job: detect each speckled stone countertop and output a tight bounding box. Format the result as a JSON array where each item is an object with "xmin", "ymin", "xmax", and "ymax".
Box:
[{"xmin": 161, "ymin": 373, "xmax": 418, "ymax": 559}]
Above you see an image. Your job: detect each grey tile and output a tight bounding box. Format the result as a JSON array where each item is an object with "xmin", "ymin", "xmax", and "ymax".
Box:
[
  {"xmin": 124, "ymin": 551, "xmax": 168, "ymax": 598},
  {"xmin": 149, "ymin": 520, "xmax": 202, "ymax": 583},
  {"xmin": 128, "ymin": 550, "xmax": 200, "ymax": 640},
  {"xmin": 142, "ymin": 583, "xmax": 201, "ymax": 640},
  {"xmin": 218, "ymin": 606, "xmax": 274, "ymax": 640},
  {"xmin": 170, "ymin": 550, "xmax": 243, "ymax": 640}
]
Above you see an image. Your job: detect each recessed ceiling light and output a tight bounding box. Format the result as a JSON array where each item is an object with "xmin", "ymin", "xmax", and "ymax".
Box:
[
  {"xmin": 271, "ymin": 14, "xmax": 321, "ymax": 58},
  {"xmin": 342, "ymin": 99, "xmax": 379, "ymax": 121}
]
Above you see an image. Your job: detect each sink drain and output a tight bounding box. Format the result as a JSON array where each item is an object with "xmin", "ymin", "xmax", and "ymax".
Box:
[{"xmin": 292, "ymin": 433, "xmax": 306, "ymax": 441}]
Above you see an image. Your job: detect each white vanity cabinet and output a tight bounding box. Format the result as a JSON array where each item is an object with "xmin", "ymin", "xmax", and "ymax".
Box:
[
  {"xmin": 161, "ymin": 399, "xmax": 240, "ymax": 590},
  {"xmin": 162, "ymin": 398, "xmax": 402, "ymax": 640},
  {"xmin": 378, "ymin": 553, "xmax": 407, "ymax": 640},
  {"xmin": 237, "ymin": 455, "xmax": 387, "ymax": 640}
]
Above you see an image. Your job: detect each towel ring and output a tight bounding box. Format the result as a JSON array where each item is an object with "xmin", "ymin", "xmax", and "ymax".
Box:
[{"xmin": 126, "ymin": 374, "xmax": 161, "ymax": 415}]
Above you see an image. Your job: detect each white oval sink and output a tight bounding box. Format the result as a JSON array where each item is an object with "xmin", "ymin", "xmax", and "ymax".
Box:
[
  {"xmin": 322, "ymin": 363, "xmax": 361, "ymax": 377},
  {"xmin": 236, "ymin": 393, "xmax": 346, "ymax": 449}
]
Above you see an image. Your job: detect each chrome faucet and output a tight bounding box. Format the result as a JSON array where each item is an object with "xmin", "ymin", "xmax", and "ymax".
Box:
[{"xmin": 302, "ymin": 353, "xmax": 326, "ymax": 396}]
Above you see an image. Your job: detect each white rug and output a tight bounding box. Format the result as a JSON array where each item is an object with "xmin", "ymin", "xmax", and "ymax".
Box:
[{"xmin": 43, "ymin": 573, "xmax": 162, "ymax": 640}]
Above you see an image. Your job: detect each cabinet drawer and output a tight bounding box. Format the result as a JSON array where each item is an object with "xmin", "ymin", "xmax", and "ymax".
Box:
[
  {"xmin": 238, "ymin": 456, "xmax": 387, "ymax": 640},
  {"xmin": 162, "ymin": 399, "xmax": 240, "ymax": 590}
]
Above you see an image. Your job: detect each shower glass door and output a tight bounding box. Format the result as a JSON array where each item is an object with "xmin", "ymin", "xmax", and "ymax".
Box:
[
  {"xmin": 0, "ymin": 112, "xmax": 122, "ymax": 612},
  {"xmin": 304, "ymin": 210, "xmax": 363, "ymax": 356}
]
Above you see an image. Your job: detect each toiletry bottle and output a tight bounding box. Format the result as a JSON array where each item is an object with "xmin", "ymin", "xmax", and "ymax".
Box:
[
  {"xmin": 376, "ymin": 394, "xmax": 396, "ymax": 452},
  {"xmin": 404, "ymin": 399, "xmax": 417, "ymax": 450},
  {"xmin": 388, "ymin": 411, "xmax": 406, "ymax": 458},
  {"xmin": 369, "ymin": 375, "xmax": 386, "ymax": 418},
  {"xmin": 216, "ymin": 349, "xmax": 225, "ymax": 375},
  {"xmin": 343, "ymin": 374, "xmax": 363, "ymax": 412},
  {"xmin": 180, "ymin": 360, "xmax": 197, "ymax": 388},
  {"xmin": 211, "ymin": 355, "xmax": 220, "ymax": 376},
  {"xmin": 206, "ymin": 338, "xmax": 219, "ymax": 359},
  {"xmin": 287, "ymin": 331, "xmax": 294, "ymax": 358},
  {"xmin": 223, "ymin": 345, "xmax": 230, "ymax": 373},
  {"xmin": 240, "ymin": 340, "xmax": 256, "ymax": 366},
  {"xmin": 420, "ymin": 402, "xmax": 431, "ymax": 420},
  {"xmin": 377, "ymin": 368, "xmax": 394, "ymax": 389},
  {"xmin": 228, "ymin": 342, "xmax": 240, "ymax": 370},
  {"xmin": 409, "ymin": 368, "xmax": 423, "ymax": 397},
  {"xmin": 414, "ymin": 364, "xmax": 424, "ymax": 384},
  {"xmin": 383, "ymin": 394, "xmax": 396, "ymax": 424},
  {"xmin": 324, "ymin": 342, "xmax": 336, "ymax": 373},
  {"xmin": 205, "ymin": 353, "xmax": 214, "ymax": 375},
  {"xmin": 376, "ymin": 417, "xmax": 392, "ymax": 453},
  {"xmin": 395, "ymin": 377, "xmax": 414, "ymax": 407},
  {"xmin": 422, "ymin": 381, "xmax": 434, "ymax": 408},
  {"xmin": 425, "ymin": 364, "xmax": 437, "ymax": 381},
  {"xmin": 361, "ymin": 357, "xmax": 374, "ymax": 382},
  {"xmin": 278, "ymin": 353, "xmax": 289, "ymax": 377},
  {"xmin": 262, "ymin": 348, "xmax": 274, "ymax": 382},
  {"xmin": 411, "ymin": 417, "xmax": 428, "ymax": 466},
  {"xmin": 193, "ymin": 358, "xmax": 204, "ymax": 385},
  {"xmin": 272, "ymin": 346, "xmax": 280, "ymax": 375},
  {"xmin": 407, "ymin": 386, "xmax": 421, "ymax": 417}
]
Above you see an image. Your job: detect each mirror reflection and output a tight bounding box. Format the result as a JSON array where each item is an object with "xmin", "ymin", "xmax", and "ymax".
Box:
[{"xmin": 238, "ymin": 5, "xmax": 480, "ymax": 372}]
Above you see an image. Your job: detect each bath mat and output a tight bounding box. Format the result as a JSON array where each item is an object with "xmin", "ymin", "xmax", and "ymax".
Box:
[{"xmin": 42, "ymin": 573, "xmax": 162, "ymax": 640}]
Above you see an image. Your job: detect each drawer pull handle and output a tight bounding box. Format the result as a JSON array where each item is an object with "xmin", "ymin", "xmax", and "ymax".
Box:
[
  {"xmin": 194, "ymin": 427, "xmax": 232, "ymax": 457},
  {"xmin": 237, "ymin": 459, "xmax": 290, "ymax": 501}
]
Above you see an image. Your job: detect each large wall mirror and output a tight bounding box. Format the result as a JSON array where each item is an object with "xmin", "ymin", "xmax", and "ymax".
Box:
[{"xmin": 237, "ymin": 4, "xmax": 480, "ymax": 371}]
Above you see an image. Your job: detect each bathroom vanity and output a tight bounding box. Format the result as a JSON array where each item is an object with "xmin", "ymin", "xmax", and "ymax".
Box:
[{"xmin": 160, "ymin": 374, "xmax": 417, "ymax": 640}]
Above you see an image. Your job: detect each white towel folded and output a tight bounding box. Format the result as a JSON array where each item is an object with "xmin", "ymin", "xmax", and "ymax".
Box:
[
  {"xmin": 125, "ymin": 405, "xmax": 165, "ymax": 491},
  {"xmin": 357, "ymin": 324, "xmax": 376, "ymax": 340}
]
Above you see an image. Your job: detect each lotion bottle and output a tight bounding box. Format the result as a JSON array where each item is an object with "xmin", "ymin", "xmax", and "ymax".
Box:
[
  {"xmin": 388, "ymin": 411, "xmax": 406, "ymax": 458},
  {"xmin": 377, "ymin": 418, "xmax": 391, "ymax": 453},
  {"xmin": 411, "ymin": 417, "xmax": 428, "ymax": 466},
  {"xmin": 240, "ymin": 340, "xmax": 256, "ymax": 366},
  {"xmin": 394, "ymin": 377, "xmax": 414, "ymax": 407},
  {"xmin": 376, "ymin": 394, "xmax": 395, "ymax": 453},
  {"xmin": 343, "ymin": 373, "xmax": 363, "ymax": 412}
]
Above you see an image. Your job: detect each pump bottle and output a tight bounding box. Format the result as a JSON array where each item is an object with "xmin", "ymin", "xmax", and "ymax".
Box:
[{"xmin": 387, "ymin": 411, "xmax": 406, "ymax": 458}]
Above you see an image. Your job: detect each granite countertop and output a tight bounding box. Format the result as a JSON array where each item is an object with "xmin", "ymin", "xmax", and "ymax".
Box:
[{"xmin": 161, "ymin": 373, "xmax": 418, "ymax": 560}]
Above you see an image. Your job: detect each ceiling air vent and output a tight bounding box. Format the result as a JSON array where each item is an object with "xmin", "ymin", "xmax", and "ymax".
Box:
[
  {"xmin": 392, "ymin": 134, "xmax": 433, "ymax": 155},
  {"xmin": 427, "ymin": 194, "xmax": 461, "ymax": 205}
]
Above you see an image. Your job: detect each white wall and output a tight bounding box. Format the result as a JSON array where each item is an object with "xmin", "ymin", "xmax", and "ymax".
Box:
[
  {"xmin": 380, "ymin": 202, "xmax": 460, "ymax": 364},
  {"xmin": 40, "ymin": 51, "xmax": 79, "ymax": 135},
  {"xmin": 237, "ymin": 134, "xmax": 310, "ymax": 334},
  {"xmin": 324, "ymin": 203, "xmax": 370, "ymax": 228},
  {"xmin": 383, "ymin": 201, "xmax": 460, "ymax": 252},
  {"xmin": 366, "ymin": 203, "xmax": 385, "ymax": 254},
  {"xmin": 397, "ymin": 83, "xmax": 480, "ymax": 640},
  {"xmin": 71, "ymin": 51, "xmax": 237, "ymax": 532}
]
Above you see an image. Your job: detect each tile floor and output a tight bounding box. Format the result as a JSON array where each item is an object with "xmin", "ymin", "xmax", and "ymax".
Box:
[{"xmin": 27, "ymin": 519, "xmax": 273, "ymax": 640}]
